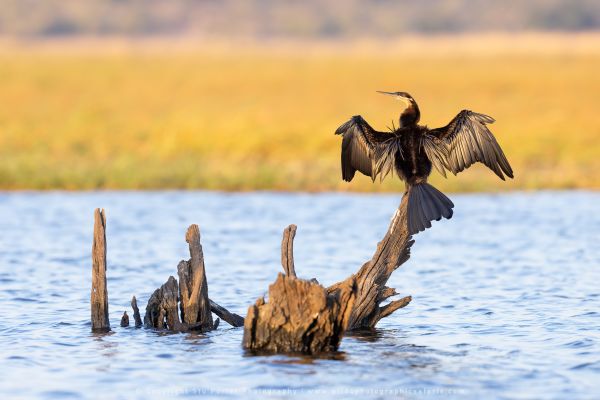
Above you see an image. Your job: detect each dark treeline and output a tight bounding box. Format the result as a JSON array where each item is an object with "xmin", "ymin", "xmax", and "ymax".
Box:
[{"xmin": 1, "ymin": 0, "xmax": 599, "ymax": 38}]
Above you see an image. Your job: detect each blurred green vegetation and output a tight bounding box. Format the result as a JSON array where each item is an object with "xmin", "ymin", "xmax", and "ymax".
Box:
[{"xmin": 0, "ymin": 37, "xmax": 598, "ymax": 192}]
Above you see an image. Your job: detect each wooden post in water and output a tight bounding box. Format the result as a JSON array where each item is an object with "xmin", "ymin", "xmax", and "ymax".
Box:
[{"xmin": 91, "ymin": 208, "xmax": 110, "ymax": 332}]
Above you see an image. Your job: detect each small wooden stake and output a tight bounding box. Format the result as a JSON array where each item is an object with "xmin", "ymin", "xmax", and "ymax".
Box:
[
  {"xmin": 91, "ymin": 208, "xmax": 110, "ymax": 332},
  {"xmin": 281, "ymin": 224, "xmax": 297, "ymax": 278},
  {"xmin": 131, "ymin": 296, "xmax": 142, "ymax": 328},
  {"xmin": 120, "ymin": 311, "xmax": 129, "ymax": 327}
]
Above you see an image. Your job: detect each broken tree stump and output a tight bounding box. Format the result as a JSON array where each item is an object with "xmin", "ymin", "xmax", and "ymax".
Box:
[
  {"xmin": 242, "ymin": 225, "xmax": 357, "ymax": 353},
  {"xmin": 141, "ymin": 223, "xmax": 242, "ymax": 332},
  {"xmin": 243, "ymin": 195, "xmax": 414, "ymax": 353},
  {"xmin": 243, "ymin": 273, "xmax": 356, "ymax": 354},
  {"xmin": 328, "ymin": 195, "xmax": 413, "ymax": 329},
  {"xmin": 177, "ymin": 225, "xmax": 213, "ymax": 331},
  {"xmin": 91, "ymin": 208, "xmax": 110, "ymax": 332}
]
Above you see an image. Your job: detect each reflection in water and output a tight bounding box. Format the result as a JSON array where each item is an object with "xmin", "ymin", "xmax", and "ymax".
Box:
[
  {"xmin": 91, "ymin": 331, "xmax": 119, "ymax": 371},
  {"xmin": 246, "ymin": 350, "xmax": 347, "ymax": 364},
  {"xmin": 0, "ymin": 191, "xmax": 598, "ymax": 398},
  {"xmin": 346, "ymin": 327, "xmax": 388, "ymax": 342}
]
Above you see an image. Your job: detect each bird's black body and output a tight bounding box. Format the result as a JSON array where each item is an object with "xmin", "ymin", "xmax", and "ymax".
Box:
[
  {"xmin": 335, "ymin": 91, "xmax": 513, "ymax": 234},
  {"xmin": 395, "ymin": 125, "xmax": 432, "ymax": 184}
]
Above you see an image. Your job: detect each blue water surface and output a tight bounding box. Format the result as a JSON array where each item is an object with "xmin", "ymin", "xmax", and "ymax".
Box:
[{"xmin": 0, "ymin": 191, "xmax": 598, "ymax": 399}]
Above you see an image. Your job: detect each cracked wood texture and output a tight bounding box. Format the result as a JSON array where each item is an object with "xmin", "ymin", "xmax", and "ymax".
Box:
[
  {"xmin": 91, "ymin": 208, "xmax": 110, "ymax": 332},
  {"xmin": 327, "ymin": 195, "xmax": 413, "ymax": 329},
  {"xmin": 243, "ymin": 273, "xmax": 356, "ymax": 354}
]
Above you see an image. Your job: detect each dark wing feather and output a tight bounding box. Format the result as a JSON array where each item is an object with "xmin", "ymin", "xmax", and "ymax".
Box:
[
  {"xmin": 335, "ymin": 115, "xmax": 390, "ymax": 182},
  {"xmin": 429, "ymin": 110, "xmax": 513, "ymax": 180}
]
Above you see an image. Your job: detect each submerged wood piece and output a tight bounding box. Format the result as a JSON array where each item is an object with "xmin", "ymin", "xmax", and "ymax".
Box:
[
  {"xmin": 143, "ymin": 276, "xmax": 185, "ymax": 331},
  {"xmin": 328, "ymin": 195, "xmax": 414, "ymax": 329},
  {"xmin": 209, "ymin": 299, "xmax": 244, "ymax": 327},
  {"xmin": 281, "ymin": 224, "xmax": 297, "ymax": 278},
  {"xmin": 91, "ymin": 208, "xmax": 110, "ymax": 332},
  {"xmin": 178, "ymin": 225, "xmax": 213, "ymax": 331},
  {"xmin": 243, "ymin": 273, "xmax": 356, "ymax": 353},
  {"xmin": 120, "ymin": 311, "xmax": 129, "ymax": 327},
  {"xmin": 131, "ymin": 296, "xmax": 142, "ymax": 328}
]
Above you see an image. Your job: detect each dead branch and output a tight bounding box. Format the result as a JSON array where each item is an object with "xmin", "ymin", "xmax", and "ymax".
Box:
[
  {"xmin": 281, "ymin": 224, "xmax": 297, "ymax": 278},
  {"xmin": 210, "ymin": 300, "xmax": 244, "ymax": 327},
  {"xmin": 328, "ymin": 195, "xmax": 413, "ymax": 329}
]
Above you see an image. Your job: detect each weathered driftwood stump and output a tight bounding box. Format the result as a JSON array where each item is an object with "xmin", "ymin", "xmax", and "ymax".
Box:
[
  {"xmin": 243, "ymin": 195, "xmax": 413, "ymax": 353},
  {"xmin": 91, "ymin": 208, "xmax": 110, "ymax": 332},
  {"xmin": 142, "ymin": 224, "xmax": 244, "ymax": 332},
  {"xmin": 243, "ymin": 273, "xmax": 356, "ymax": 353}
]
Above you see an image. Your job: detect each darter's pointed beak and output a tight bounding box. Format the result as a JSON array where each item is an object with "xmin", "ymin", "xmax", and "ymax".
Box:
[
  {"xmin": 377, "ymin": 91, "xmax": 411, "ymax": 106},
  {"xmin": 376, "ymin": 91, "xmax": 397, "ymax": 97}
]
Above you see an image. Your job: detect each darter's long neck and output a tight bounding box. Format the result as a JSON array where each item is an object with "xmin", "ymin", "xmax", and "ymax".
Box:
[{"xmin": 399, "ymin": 101, "xmax": 420, "ymax": 127}]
